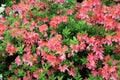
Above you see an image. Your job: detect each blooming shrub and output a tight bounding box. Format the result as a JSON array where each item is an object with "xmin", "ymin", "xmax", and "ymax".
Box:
[{"xmin": 0, "ymin": 0, "xmax": 120, "ymax": 80}]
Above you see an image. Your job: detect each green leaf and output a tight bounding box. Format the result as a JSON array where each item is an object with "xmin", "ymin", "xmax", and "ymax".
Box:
[
  {"xmin": 63, "ymin": 38, "xmax": 70, "ymax": 46},
  {"xmin": 74, "ymin": 69, "xmax": 83, "ymax": 80},
  {"xmin": 31, "ymin": 45, "xmax": 37, "ymax": 53},
  {"xmin": 101, "ymin": 0, "xmax": 115, "ymax": 6},
  {"xmin": 38, "ymin": 72, "xmax": 46, "ymax": 80},
  {"xmin": 104, "ymin": 45, "xmax": 114, "ymax": 55},
  {"xmin": 67, "ymin": 78, "xmax": 72, "ymax": 80},
  {"xmin": 0, "ymin": 46, "xmax": 4, "ymax": 51},
  {"xmin": 88, "ymin": 75, "xmax": 103, "ymax": 80},
  {"xmin": 62, "ymin": 27, "xmax": 71, "ymax": 38},
  {"xmin": 70, "ymin": 37, "xmax": 79, "ymax": 45},
  {"xmin": 3, "ymin": 31, "xmax": 12, "ymax": 42},
  {"xmin": 80, "ymin": 58, "xmax": 87, "ymax": 65},
  {"xmin": 17, "ymin": 69, "xmax": 26, "ymax": 77},
  {"xmin": 49, "ymin": 74, "xmax": 57, "ymax": 80},
  {"xmin": 118, "ymin": 71, "xmax": 120, "ymax": 78},
  {"xmin": 12, "ymin": 75, "xmax": 18, "ymax": 79},
  {"xmin": 87, "ymin": 11, "xmax": 94, "ymax": 17},
  {"xmin": 17, "ymin": 45, "xmax": 24, "ymax": 55},
  {"xmin": 29, "ymin": 65, "xmax": 38, "ymax": 72}
]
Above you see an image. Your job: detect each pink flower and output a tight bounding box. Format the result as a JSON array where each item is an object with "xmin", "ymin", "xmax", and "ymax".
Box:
[
  {"xmin": 39, "ymin": 24, "xmax": 48, "ymax": 33},
  {"xmin": 5, "ymin": 7, "xmax": 11, "ymax": 15},
  {"xmin": 33, "ymin": 69, "xmax": 43, "ymax": 79},
  {"xmin": 50, "ymin": 16, "xmax": 61, "ymax": 28},
  {"xmin": 113, "ymin": 44, "xmax": 120, "ymax": 54},
  {"xmin": 50, "ymin": 20, "xmax": 59, "ymax": 28},
  {"xmin": 0, "ymin": 24, "xmax": 7, "ymax": 35},
  {"xmin": 61, "ymin": 16, "xmax": 68, "ymax": 23},
  {"xmin": 24, "ymin": 45, "xmax": 31, "ymax": 52},
  {"xmin": 15, "ymin": 56, "xmax": 22, "ymax": 66},
  {"xmin": 6, "ymin": 42, "xmax": 17, "ymax": 56},
  {"xmin": 59, "ymin": 65, "xmax": 68, "ymax": 72},
  {"xmin": 91, "ymin": 70, "xmax": 99, "ymax": 77},
  {"xmin": 68, "ymin": 67, "xmax": 76, "ymax": 77},
  {"xmin": 14, "ymin": 21, "xmax": 20, "ymax": 27},
  {"xmin": 92, "ymin": 46, "xmax": 104, "ymax": 60},
  {"xmin": 54, "ymin": 0, "xmax": 65, "ymax": 4},
  {"xmin": 57, "ymin": 45, "xmax": 68, "ymax": 55},
  {"xmin": 66, "ymin": 9, "xmax": 74, "ymax": 15},
  {"xmin": 100, "ymin": 63, "xmax": 110, "ymax": 80},
  {"xmin": 104, "ymin": 16, "xmax": 117, "ymax": 30},
  {"xmin": 113, "ymin": 0, "xmax": 120, "ymax": 2},
  {"xmin": 46, "ymin": 54, "xmax": 61, "ymax": 66},
  {"xmin": 50, "ymin": 16, "xmax": 68, "ymax": 28},
  {"xmin": 11, "ymin": 28, "xmax": 26, "ymax": 38},
  {"xmin": 0, "ymin": 17, "xmax": 6, "ymax": 23},
  {"xmin": 87, "ymin": 53, "xmax": 97, "ymax": 70},
  {"xmin": 23, "ymin": 18, "xmax": 29, "ymax": 25},
  {"xmin": 70, "ymin": 44, "xmax": 79, "ymax": 53},
  {"xmin": 60, "ymin": 54, "xmax": 66, "ymax": 61},
  {"xmin": 103, "ymin": 35, "xmax": 112, "ymax": 46},
  {"xmin": 23, "ymin": 32, "xmax": 39, "ymax": 44},
  {"xmin": 87, "ymin": 60, "xmax": 96, "ymax": 70},
  {"xmin": 57, "ymin": 9, "xmax": 63, "ymax": 14},
  {"xmin": 47, "ymin": 37, "xmax": 62, "ymax": 51},
  {"xmin": 0, "ymin": 36, "xmax": 3, "ymax": 40},
  {"xmin": 22, "ymin": 52, "xmax": 37, "ymax": 66},
  {"xmin": 76, "ymin": 33, "xmax": 88, "ymax": 41},
  {"xmin": 86, "ymin": 36, "xmax": 96, "ymax": 46},
  {"xmin": 79, "ymin": 41, "xmax": 86, "ymax": 51}
]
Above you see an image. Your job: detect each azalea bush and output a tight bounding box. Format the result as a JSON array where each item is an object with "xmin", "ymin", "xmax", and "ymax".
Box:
[{"xmin": 0, "ymin": 0, "xmax": 120, "ymax": 80}]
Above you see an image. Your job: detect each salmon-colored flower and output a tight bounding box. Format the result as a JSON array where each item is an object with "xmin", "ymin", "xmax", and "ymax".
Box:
[
  {"xmin": 87, "ymin": 53, "xmax": 97, "ymax": 70},
  {"xmin": 5, "ymin": 7, "xmax": 11, "ymax": 15},
  {"xmin": 39, "ymin": 24, "xmax": 48, "ymax": 33},
  {"xmin": 0, "ymin": 24, "xmax": 7, "ymax": 35},
  {"xmin": 47, "ymin": 37, "xmax": 62, "ymax": 51},
  {"xmin": 61, "ymin": 16, "xmax": 68, "ymax": 23},
  {"xmin": 23, "ymin": 32, "xmax": 39, "ymax": 44},
  {"xmin": 91, "ymin": 70, "xmax": 99, "ymax": 77},
  {"xmin": 6, "ymin": 42, "xmax": 17, "ymax": 56},
  {"xmin": 46, "ymin": 54, "xmax": 61, "ymax": 66},
  {"xmin": 59, "ymin": 65, "xmax": 68, "ymax": 72},
  {"xmin": 68, "ymin": 67, "xmax": 76, "ymax": 77},
  {"xmin": 66, "ymin": 9, "xmax": 74, "ymax": 15},
  {"xmin": 15, "ymin": 56, "xmax": 22, "ymax": 66},
  {"xmin": 54, "ymin": 0, "xmax": 65, "ymax": 4},
  {"xmin": 33, "ymin": 69, "xmax": 43, "ymax": 79},
  {"xmin": 22, "ymin": 52, "xmax": 37, "ymax": 66}
]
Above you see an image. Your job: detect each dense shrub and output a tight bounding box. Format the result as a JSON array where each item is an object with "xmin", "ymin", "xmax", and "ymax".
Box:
[
  {"xmin": 0, "ymin": 0, "xmax": 120, "ymax": 80},
  {"xmin": 0, "ymin": 0, "xmax": 20, "ymax": 7}
]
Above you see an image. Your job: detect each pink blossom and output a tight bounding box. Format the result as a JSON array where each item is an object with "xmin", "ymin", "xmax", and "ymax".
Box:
[
  {"xmin": 54, "ymin": 0, "xmax": 65, "ymax": 4},
  {"xmin": 61, "ymin": 16, "xmax": 68, "ymax": 23},
  {"xmin": 6, "ymin": 42, "xmax": 17, "ymax": 56},
  {"xmin": 68, "ymin": 67, "xmax": 76, "ymax": 77},
  {"xmin": 39, "ymin": 24, "xmax": 48, "ymax": 33},
  {"xmin": 33, "ymin": 69, "xmax": 43, "ymax": 79},
  {"xmin": 59, "ymin": 65, "xmax": 68, "ymax": 72},
  {"xmin": 0, "ymin": 24, "xmax": 7, "ymax": 35},
  {"xmin": 66, "ymin": 9, "xmax": 74, "ymax": 15},
  {"xmin": 15, "ymin": 56, "xmax": 22, "ymax": 66},
  {"xmin": 47, "ymin": 37, "xmax": 62, "ymax": 51},
  {"xmin": 91, "ymin": 70, "xmax": 99, "ymax": 77},
  {"xmin": 23, "ymin": 32, "xmax": 39, "ymax": 44},
  {"xmin": 70, "ymin": 44, "xmax": 79, "ymax": 53},
  {"xmin": 46, "ymin": 54, "xmax": 61, "ymax": 66},
  {"xmin": 5, "ymin": 7, "xmax": 11, "ymax": 15}
]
